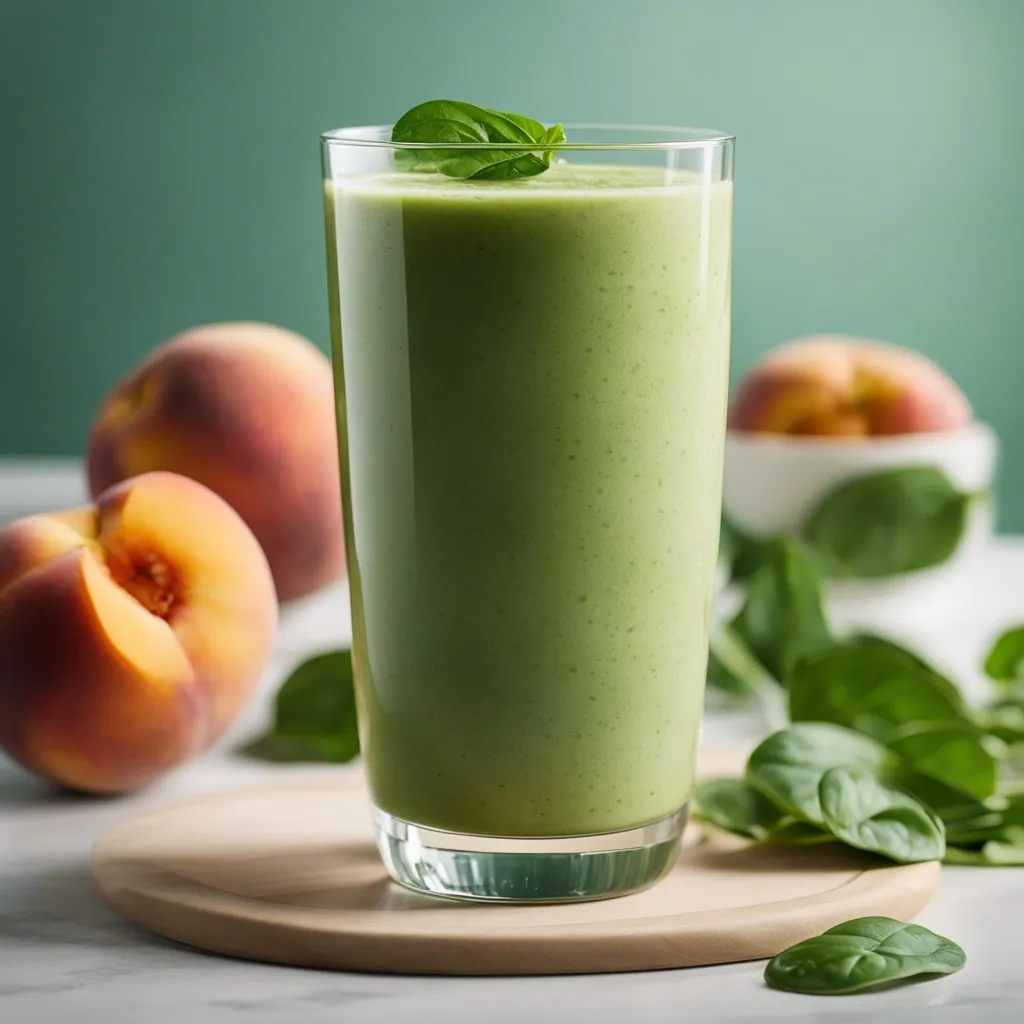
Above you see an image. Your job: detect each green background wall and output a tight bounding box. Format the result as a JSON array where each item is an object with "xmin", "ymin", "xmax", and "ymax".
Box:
[{"xmin": 2, "ymin": 0, "xmax": 1022, "ymax": 524}]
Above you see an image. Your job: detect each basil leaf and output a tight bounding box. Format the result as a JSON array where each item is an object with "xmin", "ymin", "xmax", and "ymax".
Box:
[
  {"xmin": 242, "ymin": 649, "xmax": 360, "ymax": 764},
  {"xmin": 430, "ymin": 148, "xmax": 553, "ymax": 181},
  {"xmin": 392, "ymin": 100, "xmax": 565, "ymax": 180},
  {"xmin": 801, "ymin": 467, "xmax": 970, "ymax": 578},
  {"xmin": 747, "ymin": 723, "xmax": 898, "ymax": 824},
  {"xmin": 818, "ymin": 767, "xmax": 945, "ymax": 863},
  {"xmin": 730, "ymin": 538, "xmax": 832, "ymax": 682},
  {"xmin": 886, "ymin": 721, "xmax": 1001, "ymax": 803},
  {"xmin": 983, "ymin": 626, "xmax": 1024, "ymax": 685},
  {"xmin": 764, "ymin": 916, "xmax": 965, "ymax": 995},
  {"xmin": 788, "ymin": 636, "xmax": 966, "ymax": 739},
  {"xmin": 706, "ymin": 625, "xmax": 778, "ymax": 700},
  {"xmin": 394, "ymin": 99, "xmax": 544, "ymax": 144}
]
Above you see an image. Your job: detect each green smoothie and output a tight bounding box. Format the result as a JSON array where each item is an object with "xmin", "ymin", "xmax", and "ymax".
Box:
[{"xmin": 325, "ymin": 163, "xmax": 732, "ymax": 837}]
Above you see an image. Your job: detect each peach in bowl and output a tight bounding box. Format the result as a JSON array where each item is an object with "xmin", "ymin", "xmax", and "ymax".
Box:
[{"xmin": 722, "ymin": 335, "xmax": 997, "ymax": 631}]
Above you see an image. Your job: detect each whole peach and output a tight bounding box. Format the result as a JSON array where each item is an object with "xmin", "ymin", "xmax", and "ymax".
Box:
[
  {"xmin": 87, "ymin": 323, "xmax": 344, "ymax": 602},
  {"xmin": 728, "ymin": 336, "xmax": 972, "ymax": 437},
  {"xmin": 0, "ymin": 472, "xmax": 277, "ymax": 793}
]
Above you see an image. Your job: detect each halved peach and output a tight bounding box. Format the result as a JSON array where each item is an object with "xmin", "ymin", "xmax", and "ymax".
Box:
[{"xmin": 0, "ymin": 472, "xmax": 276, "ymax": 793}]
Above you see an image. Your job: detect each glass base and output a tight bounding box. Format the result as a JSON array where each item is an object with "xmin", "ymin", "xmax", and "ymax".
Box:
[{"xmin": 374, "ymin": 805, "xmax": 687, "ymax": 903}]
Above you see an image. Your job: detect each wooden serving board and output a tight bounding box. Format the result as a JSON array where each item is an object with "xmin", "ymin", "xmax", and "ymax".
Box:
[{"xmin": 91, "ymin": 749, "xmax": 939, "ymax": 976}]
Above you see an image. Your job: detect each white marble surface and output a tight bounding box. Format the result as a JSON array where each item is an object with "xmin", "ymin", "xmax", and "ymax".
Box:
[{"xmin": 2, "ymin": 460, "xmax": 1024, "ymax": 1022}]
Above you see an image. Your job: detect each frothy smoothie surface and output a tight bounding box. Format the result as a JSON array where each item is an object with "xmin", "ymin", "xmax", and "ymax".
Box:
[{"xmin": 326, "ymin": 162, "xmax": 732, "ymax": 836}]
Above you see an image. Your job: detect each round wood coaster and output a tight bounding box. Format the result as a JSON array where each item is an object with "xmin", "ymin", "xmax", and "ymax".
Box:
[{"xmin": 91, "ymin": 749, "xmax": 939, "ymax": 976}]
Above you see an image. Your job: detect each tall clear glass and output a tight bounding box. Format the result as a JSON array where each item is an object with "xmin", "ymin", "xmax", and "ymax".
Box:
[{"xmin": 322, "ymin": 125, "xmax": 734, "ymax": 902}]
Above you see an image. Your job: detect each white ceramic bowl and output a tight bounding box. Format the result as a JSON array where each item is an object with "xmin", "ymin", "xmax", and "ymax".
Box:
[{"xmin": 722, "ymin": 422, "xmax": 999, "ymax": 632}]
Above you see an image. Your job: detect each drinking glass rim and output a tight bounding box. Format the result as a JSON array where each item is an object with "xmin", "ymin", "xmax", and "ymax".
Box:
[{"xmin": 321, "ymin": 123, "xmax": 734, "ymax": 151}]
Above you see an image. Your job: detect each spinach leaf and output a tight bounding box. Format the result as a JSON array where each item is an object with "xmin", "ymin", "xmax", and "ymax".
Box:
[
  {"xmin": 788, "ymin": 636, "xmax": 966, "ymax": 739},
  {"xmin": 943, "ymin": 792, "xmax": 1024, "ymax": 850},
  {"xmin": 719, "ymin": 514, "xmax": 773, "ymax": 582},
  {"xmin": 801, "ymin": 467, "xmax": 970, "ymax": 578},
  {"xmin": 241, "ymin": 733, "xmax": 358, "ymax": 764},
  {"xmin": 978, "ymin": 686, "xmax": 1024, "ymax": 745},
  {"xmin": 706, "ymin": 625, "xmax": 778, "ymax": 700},
  {"xmin": 945, "ymin": 827, "xmax": 1024, "ymax": 865},
  {"xmin": 981, "ymin": 828, "xmax": 1024, "ymax": 863},
  {"xmin": 943, "ymin": 846, "xmax": 1000, "ymax": 865},
  {"xmin": 998, "ymin": 791, "xmax": 1024, "ymax": 827},
  {"xmin": 747, "ymin": 723, "xmax": 898, "ymax": 824},
  {"xmin": 983, "ymin": 626, "xmax": 1024, "ymax": 685},
  {"xmin": 717, "ymin": 514, "xmax": 736, "ymax": 572},
  {"xmin": 392, "ymin": 100, "xmax": 565, "ymax": 180},
  {"xmin": 241, "ymin": 649, "xmax": 360, "ymax": 763},
  {"xmin": 694, "ymin": 777, "xmax": 832, "ymax": 844},
  {"xmin": 886, "ymin": 721, "xmax": 1001, "ymax": 803},
  {"xmin": 693, "ymin": 778, "xmax": 785, "ymax": 840},
  {"xmin": 769, "ymin": 819, "xmax": 836, "ymax": 844},
  {"xmin": 730, "ymin": 538, "xmax": 832, "ymax": 682},
  {"xmin": 818, "ymin": 767, "xmax": 945, "ymax": 863},
  {"xmin": 898, "ymin": 773, "xmax": 995, "ymax": 836},
  {"xmin": 941, "ymin": 812, "xmax": 1007, "ymax": 845},
  {"xmin": 764, "ymin": 917, "xmax": 965, "ymax": 995}
]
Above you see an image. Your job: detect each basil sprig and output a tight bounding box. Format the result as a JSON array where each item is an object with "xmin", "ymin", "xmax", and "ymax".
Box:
[
  {"xmin": 764, "ymin": 917, "xmax": 965, "ymax": 995},
  {"xmin": 392, "ymin": 100, "xmax": 565, "ymax": 180}
]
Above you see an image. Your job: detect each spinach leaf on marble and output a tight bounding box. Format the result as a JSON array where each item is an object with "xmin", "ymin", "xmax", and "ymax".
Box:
[{"xmin": 764, "ymin": 917, "xmax": 965, "ymax": 995}]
